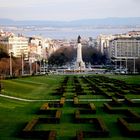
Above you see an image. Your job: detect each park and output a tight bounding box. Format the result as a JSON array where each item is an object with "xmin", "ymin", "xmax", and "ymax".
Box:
[
  {"xmin": 0, "ymin": 1, "xmax": 140, "ymax": 139},
  {"xmin": 0, "ymin": 74, "xmax": 140, "ymax": 140}
]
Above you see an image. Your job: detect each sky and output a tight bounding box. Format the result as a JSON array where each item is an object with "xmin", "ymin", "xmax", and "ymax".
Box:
[{"xmin": 0, "ymin": 0, "xmax": 140, "ymax": 21}]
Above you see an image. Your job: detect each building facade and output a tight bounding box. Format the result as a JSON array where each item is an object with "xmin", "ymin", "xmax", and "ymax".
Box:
[
  {"xmin": 0, "ymin": 34, "xmax": 29, "ymax": 59},
  {"xmin": 109, "ymin": 37, "xmax": 140, "ymax": 59},
  {"xmin": 109, "ymin": 37, "xmax": 140, "ymax": 72},
  {"xmin": 96, "ymin": 34, "xmax": 115, "ymax": 54}
]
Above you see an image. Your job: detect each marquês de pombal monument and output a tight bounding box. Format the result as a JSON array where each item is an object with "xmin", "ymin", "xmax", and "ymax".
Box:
[{"xmin": 75, "ymin": 35, "xmax": 85, "ymax": 70}]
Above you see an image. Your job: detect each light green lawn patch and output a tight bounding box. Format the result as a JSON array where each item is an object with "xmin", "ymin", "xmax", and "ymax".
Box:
[{"xmin": 2, "ymin": 75, "xmax": 64, "ymax": 99}]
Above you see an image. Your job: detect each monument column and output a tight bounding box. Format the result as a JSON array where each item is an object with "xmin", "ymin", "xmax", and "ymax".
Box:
[{"xmin": 75, "ymin": 36, "xmax": 85, "ymax": 70}]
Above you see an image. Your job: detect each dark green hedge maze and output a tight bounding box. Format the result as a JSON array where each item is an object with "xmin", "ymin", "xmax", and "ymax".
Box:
[{"xmin": 21, "ymin": 75, "xmax": 140, "ymax": 140}]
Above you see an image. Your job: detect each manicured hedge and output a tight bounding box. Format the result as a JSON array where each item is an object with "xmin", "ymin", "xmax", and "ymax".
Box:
[
  {"xmin": 115, "ymin": 92, "xmax": 125, "ymax": 98},
  {"xmin": 48, "ymin": 130, "xmax": 57, "ymax": 140},
  {"xmin": 125, "ymin": 97, "xmax": 140, "ymax": 107},
  {"xmin": 60, "ymin": 97, "xmax": 65, "ymax": 107},
  {"xmin": 76, "ymin": 131, "xmax": 83, "ymax": 140},
  {"xmin": 111, "ymin": 97, "xmax": 122, "ymax": 106},
  {"xmin": 23, "ymin": 118, "xmax": 38, "ymax": 132},
  {"xmin": 55, "ymin": 110, "xmax": 62, "ymax": 123},
  {"xmin": 73, "ymin": 96, "xmax": 79, "ymax": 106},
  {"xmin": 49, "ymin": 102, "xmax": 61, "ymax": 108},
  {"xmin": 125, "ymin": 109, "xmax": 140, "ymax": 118},
  {"xmin": 118, "ymin": 117, "xmax": 140, "ymax": 137},
  {"xmin": 103, "ymin": 103, "xmax": 126, "ymax": 114},
  {"xmin": 22, "ymin": 118, "xmax": 55, "ymax": 139},
  {"xmin": 76, "ymin": 118, "xmax": 109, "ymax": 138}
]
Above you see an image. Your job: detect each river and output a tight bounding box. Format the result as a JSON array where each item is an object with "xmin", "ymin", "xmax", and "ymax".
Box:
[{"xmin": 5, "ymin": 26, "xmax": 140, "ymax": 39}]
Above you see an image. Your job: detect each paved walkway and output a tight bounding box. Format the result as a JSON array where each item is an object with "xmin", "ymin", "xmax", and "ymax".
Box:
[
  {"xmin": 0, "ymin": 94, "xmax": 60, "ymax": 102},
  {"xmin": 0, "ymin": 93, "xmax": 140, "ymax": 102}
]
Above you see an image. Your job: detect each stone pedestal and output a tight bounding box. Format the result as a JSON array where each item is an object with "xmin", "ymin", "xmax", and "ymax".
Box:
[{"xmin": 75, "ymin": 42, "xmax": 85, "ymax": 70}]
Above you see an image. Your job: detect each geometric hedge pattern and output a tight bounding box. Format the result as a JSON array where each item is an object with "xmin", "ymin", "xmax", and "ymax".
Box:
[{"xmin": 21, "ymin": 75, "xmax": 140, "ymax": 139}]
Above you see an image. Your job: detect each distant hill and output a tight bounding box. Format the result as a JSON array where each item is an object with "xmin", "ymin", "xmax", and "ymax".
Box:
[{"xmin": 0, "ymin": 17, "xmax": 140, "ymax": 27}]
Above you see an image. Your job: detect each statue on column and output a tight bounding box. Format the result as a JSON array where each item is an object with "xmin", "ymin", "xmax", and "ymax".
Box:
[
  {"xmin": 75, "ymin": 35, "xmax": 85, "ymax": 70},
  {"xmin": 77, "ymin": 35, "xmax": 81, "ymax": 43}
]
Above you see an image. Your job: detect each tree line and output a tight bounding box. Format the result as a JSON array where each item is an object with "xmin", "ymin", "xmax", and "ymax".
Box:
[
  {"xmin": 48, "ymin": 45, "xmax": 140, "ymax": 73},
  {"xmin": 48, "ymin": 45, "xmax": 107, "ymax": 67}
]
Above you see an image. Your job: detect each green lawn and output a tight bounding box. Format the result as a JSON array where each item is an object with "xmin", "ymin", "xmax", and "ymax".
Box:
[
  {"xmin": 2, "ymin": 75, "xmax": 64, "ymax": 99},
  {"xmin": 106, "ymin": 75, "xmax": 140, "ymax": 85},
  {"xmin": 0, "ymin": 74, "xmax": 140, "ymax": 140},
  {"xmin": 0, "ymin": 97, "xmax": 42, "ymax": 140}
]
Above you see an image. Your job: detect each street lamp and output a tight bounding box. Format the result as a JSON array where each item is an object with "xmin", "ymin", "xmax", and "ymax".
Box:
[
  {"xmin": 133, "ymin": 48, "xmax": 137, "ymax": 74},
  {"xmin": 40, "ymin": 59, "xmax": 41, "ymax": 74},
  {"xmin": 9, "ymin": 52, "xmax": 13, "ymax": 77},
  {"xmin": 120, "ymin": 58, "xmax": 122, "ymax": 71},
  {"xmin": 29, "ymin": 58, "xmax": 32, "ymax": 75},
  {"xmin": 134, "ymin": 57, "xmax": 136, "ymax": 74},
  {"xmin": 43, "ymin": 59, "xmax": 46, "ymax": 74},
  {"xmin": 37, "ymin": 56, "xmax": 42, "ymax": 74},
  {"xmin": 126, "ymin": 46, "xmax": 128, "ymax": 73},
  {"xmin": 35, "ymin": 60, "xmax": 38, "ymax": 75},
  {"xmin": 0, "ymin": 75, "xmax": 3, "ymax": 93},
  {"xmin": 126, "ymin": 58, "xmax": 127, "ymax": 73},
  {"xmin": 21, "ymin": 51, "xmax": 24, "ymax": 76}
]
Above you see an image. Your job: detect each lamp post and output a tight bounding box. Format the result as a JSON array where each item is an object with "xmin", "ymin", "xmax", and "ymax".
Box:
[
  {"xmin": 29, "ymin": 59, "xmax": 32, "ymax": 75},
  {"xmin": 9, "ymin": 52, "xmax": 13, "ymax": 77},
  {"xmin": 21, "ymin": 52, "xmax": 24, "ymax": 76},
  {"xmin": 0, "ymin": 75, "xmax": 3, "ymax": 93},
  {"xmin": 35, "ymin": 60, "xmax": 38, "ymax": 75},
  {"xmin": 133, "ymin": 48, "xmax": 137, "ymax": 74},
  {"xmin": 40, "ymin": 60, "xmax": 41, "ymax": 74},
  {"xmin": 120, "ymin": 58, "xmax": 122, "ymax": 71},
  {"xmin": 43, "ymin": 59, "xmax": 46, "ymax": 74},
  {"xmin": 126, "ymin": 58, "xmax": 127, "ymax": 73},
  {"xmin": 126, "ymin": 46, "xmax": 128, "ymax": 73},
  {"xmin": 38, "ymin": 57, "xmax": 41, "ymax": 74},
  {"xmin": 134, "ymin": 57, "xmax": 136, "ymax": 74},
  {"xmin": 28, "ymin": 52, "xmax": 32, "ymax": 75}
]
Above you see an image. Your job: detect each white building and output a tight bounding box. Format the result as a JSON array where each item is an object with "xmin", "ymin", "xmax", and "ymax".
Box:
[
  {"xmin": 29, "ymin": 36, "xmax": 60, "ymax": 63},
  {"xmin": 0, "ymin": 34, "xmax": 29, "ymax": 59},
  {"xmin": 96, "ymin": 34, "xmax": 115, "ymax": 54},
  {"xmin": 109, "ymin": 37, "xmax": 140, "ymax": 72},
  {"xmin": 109, "ymin": 37, "xmax": 140, "ymax": 59}
]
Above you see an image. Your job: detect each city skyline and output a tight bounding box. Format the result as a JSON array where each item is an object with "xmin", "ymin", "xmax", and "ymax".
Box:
[{"xmin": 0, "ymin": 0, "xmax": 140, "ymax": 21}]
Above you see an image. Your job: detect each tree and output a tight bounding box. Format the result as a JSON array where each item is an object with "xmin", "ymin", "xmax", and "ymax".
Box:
[
  {"xmin": 82, "ymin": 46, "xmax": 107, "ymax": 65},
  {"xmin": 48, "ymin": 46, "xmax": 76, "ymax": 67},
  {"xmin": 0, "ymin": 58, "xmax": 10, "ymax": 75},
  {"xmin": 48, "ymin": 45, "xmax": 107, "ymax": 67},
  {"xmin": 0, "ymin": 44, "xmax": 9, "ymax": 59},
  {"xmin": 0, "ymin": 44, "xmax": 10, "ymax": 75}
]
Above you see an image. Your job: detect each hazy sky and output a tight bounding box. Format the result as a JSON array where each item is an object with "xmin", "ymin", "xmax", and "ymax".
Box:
[{"xmin": 0, "ymin": 0, "xmax": 140, "ymax": 21}]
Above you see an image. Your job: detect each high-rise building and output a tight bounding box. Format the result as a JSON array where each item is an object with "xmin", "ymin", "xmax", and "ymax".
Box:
[
  {"xmin": 109, "ymin": 37, "xmax": 140, "ymax": 72},
  {"xmin": 109, "ymin": 37, "xmax": 140, "ymax": 59}
]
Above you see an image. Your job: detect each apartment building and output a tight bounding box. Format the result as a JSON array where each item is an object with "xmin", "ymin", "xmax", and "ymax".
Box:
[
  {"xmin": 0, "ymin": 34, "xmax": 29, "ymax": 59},
  {"xmin": 109, "ymin": 37, "xmax": 140, "ymax": 59},
  {"xmin": 109, "ymin": 37, "xmax": 140, "ymax": 72}
]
